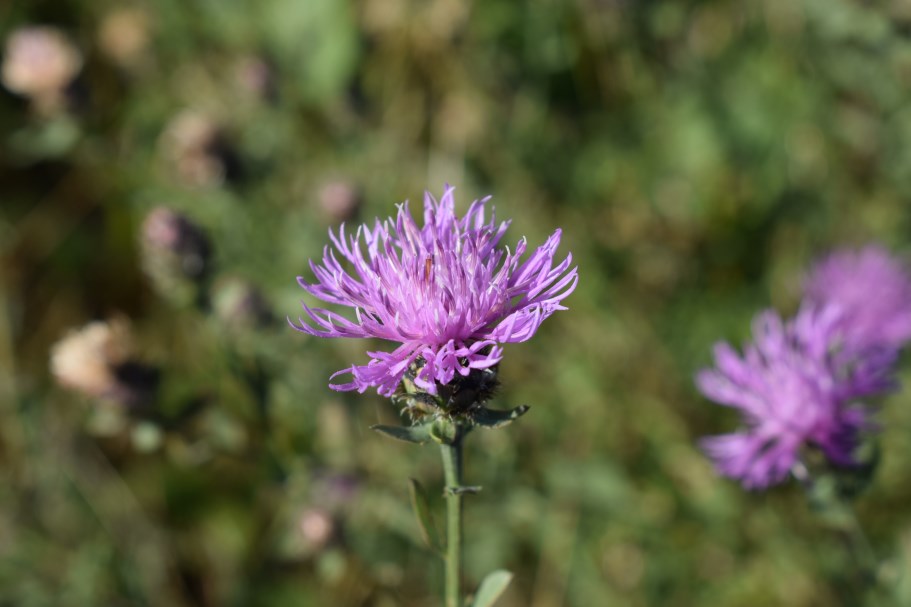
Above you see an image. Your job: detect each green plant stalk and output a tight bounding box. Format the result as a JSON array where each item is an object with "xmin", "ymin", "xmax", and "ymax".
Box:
[
  {"xmin": 792, "ymin": 461, "xmax": 881, "ymax": 598},
  {"xmin": 841, "ymin": 507, "xmax": 878, "ymax": 583},
  {"xmin": 440, "ymin": 430, "xmax": 464, "ymax": 607}
]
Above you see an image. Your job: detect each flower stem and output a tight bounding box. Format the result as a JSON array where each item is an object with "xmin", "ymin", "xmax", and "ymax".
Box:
[
  {"xmin": 840, "ymin": 506, "xmax": 878, "ymax": 579},
  {"xmin": 792, "ymin": 461, "xmax": 881, "ymax": 597},
  {"xmin": 440, "ymin": 428, "xmax": 464, "ymax": 607}
]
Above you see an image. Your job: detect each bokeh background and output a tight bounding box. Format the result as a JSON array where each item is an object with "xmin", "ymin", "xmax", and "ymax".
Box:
[{"xmin": 4, "ymin": 1, "xmax": 911, "ymax": 605}]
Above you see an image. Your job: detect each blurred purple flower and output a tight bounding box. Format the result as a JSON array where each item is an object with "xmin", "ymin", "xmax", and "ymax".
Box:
[
  {"xmin": 696, "ymin": 306, "xmax": 895, "ymax": 490},
  {"xmin": 291, "ymin": 185, "xmax": 578, "ymax": 396},
  {"xmin": 804, "ymin": 245, "xmax": 911, "ymax": 353}
]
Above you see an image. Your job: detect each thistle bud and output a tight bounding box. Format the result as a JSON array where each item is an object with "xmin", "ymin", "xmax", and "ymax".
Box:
[
  {"xmin": 97, "ymin": 7, "xmax": 151, "ymax": 70},
  {"xmin": 316, "ymin": 180, "xmax": 362, "ymax": 223},
  {"xmin": 140, "ymin": 207, "xmax": 212, "ymax": 304},
  {"xmin": 312, "ymin": 471, "xmax": 360, "ymax": 509},
  {"xmin": 159, "ymin": 110, "xmax": 239, "ymax": 187},
  {"xmin": 212, "ymin": 278, "xmax": 273, "ymax": 331},
  {"xmin": 1, "ymin": 26, "xmax": 82, "ymax": 114},
  {"xmin": 298, "ymin": 508, "xmax": 336, "ymax": 552},
  {"xmin": 50, "ymin": 318, "xmax": 159, "ymax": 406},
  {"xmin": 234, "ymin": 56, "xmax": 275, "ymax": 101}
]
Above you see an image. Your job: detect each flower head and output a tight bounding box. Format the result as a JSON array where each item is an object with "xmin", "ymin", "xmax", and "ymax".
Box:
[
  {"xmin": 213, "ymin": 278, "xmax": 273, "ymax": 331},
  {"xmin": 2, "ymin": 26, "xmax": 82, "ymax": 102},
  {"xmin": 98, "ymin": 7, "xmax": 151, "ymax": 69},
  {"xmin": 291, "ymin": 185, "xmax": 578, "ymax": 396},
  {"xmin": 51, "ymin": 319, "xmax": 133, "ymax": 398},
  {"xmin": 140, "ymin": 207, "xmax": 213, "ymax": 302},
  {"xmin": 804, "ymin": 245, "xmax": 911, "ymax": 353},
  {"xmin": 159, "ymin": 110, "xmax": 236, "ymax": 187},
  {"xmin": 696, "ymin": 306, "xmax": 895, "ymax": 490},
  {"xmin": 317, "ymin": 179, "xmax": 362, "ymax": 223},
  {"xmin": 50, "ymin": 318, "xmax": 160, "ymax": 406}
]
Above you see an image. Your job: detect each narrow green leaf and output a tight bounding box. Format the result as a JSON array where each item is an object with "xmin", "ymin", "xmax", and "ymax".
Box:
[
  {"xmin": 370, "ymin": 423, "xmax": 431, "ymax": 444},
  {"xmin": 408, "ymin": 479, "xmax": 443, "ymax": 554},
  {"xmin": 469, "ymin": 405, "xmax": 530, "ymax": 429},
  {"xmin": 444, "ymin": 485, "xmax": 482, "ymax": 496},
  {"xmin": 471, "ymin": 570, "xmax": 513, "ymax": 607}
]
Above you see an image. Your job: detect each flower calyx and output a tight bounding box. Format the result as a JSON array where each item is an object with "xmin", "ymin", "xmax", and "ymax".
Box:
[{"xmin": 371, "ymin": 360, "xmax": 529, "ymax": 446}]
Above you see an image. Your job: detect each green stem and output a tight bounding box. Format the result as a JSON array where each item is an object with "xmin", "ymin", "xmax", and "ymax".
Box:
[
  {"xmin": 842, "ymin": 507, "xmax": 878, "ymax": 580},
  {"xmin": 440, "ymin": 429, "xmax": 464, "ymax": 607},
  {"xmin": 792, "ymin": 461, "xmax": 881, "ymax": 599}
]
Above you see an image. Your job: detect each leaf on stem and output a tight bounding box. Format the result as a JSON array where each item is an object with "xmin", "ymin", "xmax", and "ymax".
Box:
[
  {"xmin": 471, "ymin": 570, "xmax": 513, "ymax": 607},
  {"xmin": 370, "ymin": 423, "xmax": 432, "ymax": 444},
  {"xmin": 444, "ymin": 485, "xmax": 482, "ymax": 496},
  {"xmin": 469, "ymin": 405, "xmax": 530, "ymax": 429},
  {"xmin": 408, "ymin": 478, "xmax": 443, "ymax": 554}
]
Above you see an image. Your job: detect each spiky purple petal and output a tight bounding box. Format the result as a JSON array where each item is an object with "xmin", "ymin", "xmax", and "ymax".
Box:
[
  {"xmin": 805, "ymin": 245, "xmax": 911, "ymax": 353},
  {"xmin": 696, "ymin": 305, "xmax": 893, "ymax": 490},
  {"xmin": 291, "ymin": 185, "xmax": 577, "ymax": 396}
]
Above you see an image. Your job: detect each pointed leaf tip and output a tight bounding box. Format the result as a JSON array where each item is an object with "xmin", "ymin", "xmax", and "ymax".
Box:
[
  {"xmin": 408, "ymin": 479, "xmax": 443, "ymax": 554},
  {"xmin": 370, "ymin": 423, "xmax": 432, "ymax": 444},
  {"xmin": 471, "ymin": 570, "xmax": 513, "ymax": 607},
  {"xmin": 445, "ymin": 485, "xmax": 482, "ymax": 496},
  {"xmin": 469, "ymin": 405, "xmax": 530, "ymax": 429}
]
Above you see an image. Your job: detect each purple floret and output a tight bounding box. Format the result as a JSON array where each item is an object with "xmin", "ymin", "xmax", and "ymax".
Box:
[
  {"xmin": 696, "ymin": 305, "xmax": 895, "ymax": 490},
  {"xmin": 805, "ymin": 245, "xmax": 911, "ymax": 353},
  {"xmin": 291, "ymin": 185, "xmax": 578, "ymax": 396}
]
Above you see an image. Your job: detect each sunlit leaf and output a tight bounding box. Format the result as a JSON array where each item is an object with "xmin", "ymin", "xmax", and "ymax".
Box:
[
  {"xmin": 471, "ymin": 570, "xmax": 513, "ymax": 607},
  {"xmin": 370, "ymin": 423, "xmax": 432, "ymax": 444}
]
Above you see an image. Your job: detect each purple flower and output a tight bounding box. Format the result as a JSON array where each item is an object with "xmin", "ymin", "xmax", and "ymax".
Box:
[
  {"xmin": 290, "ymin": 185, "xmax": 578, "ymax": 396},
  {"xmin": 804, "ymin": 245, "xmax": 911, "ymax": 353},
  {"xmin": 696, "ymin": 306, "xmax": 895, "ymax": 490}
]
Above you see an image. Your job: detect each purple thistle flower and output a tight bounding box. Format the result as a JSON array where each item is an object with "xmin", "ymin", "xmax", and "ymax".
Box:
[
  {"xmin": 804, "ymin": 245, "xmax": 911, "ymax": 353},
  {"xmin": 696, "ymin": 305, "xmax": 895, "ymax": 490},
  {"xmin": 290, "ymin": 185, "xmax": 578, "ymax": 397}
]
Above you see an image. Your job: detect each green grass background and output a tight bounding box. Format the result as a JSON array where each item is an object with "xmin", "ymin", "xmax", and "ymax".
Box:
[{"xmin": 3, "ymin": 1, "xmax": 911, "ymax": 605}]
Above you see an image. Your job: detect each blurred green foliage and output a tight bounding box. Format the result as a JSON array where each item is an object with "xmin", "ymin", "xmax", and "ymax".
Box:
[{"xmin": 3, "ymin": 0, "xmax": 911, "ymax": 605}]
